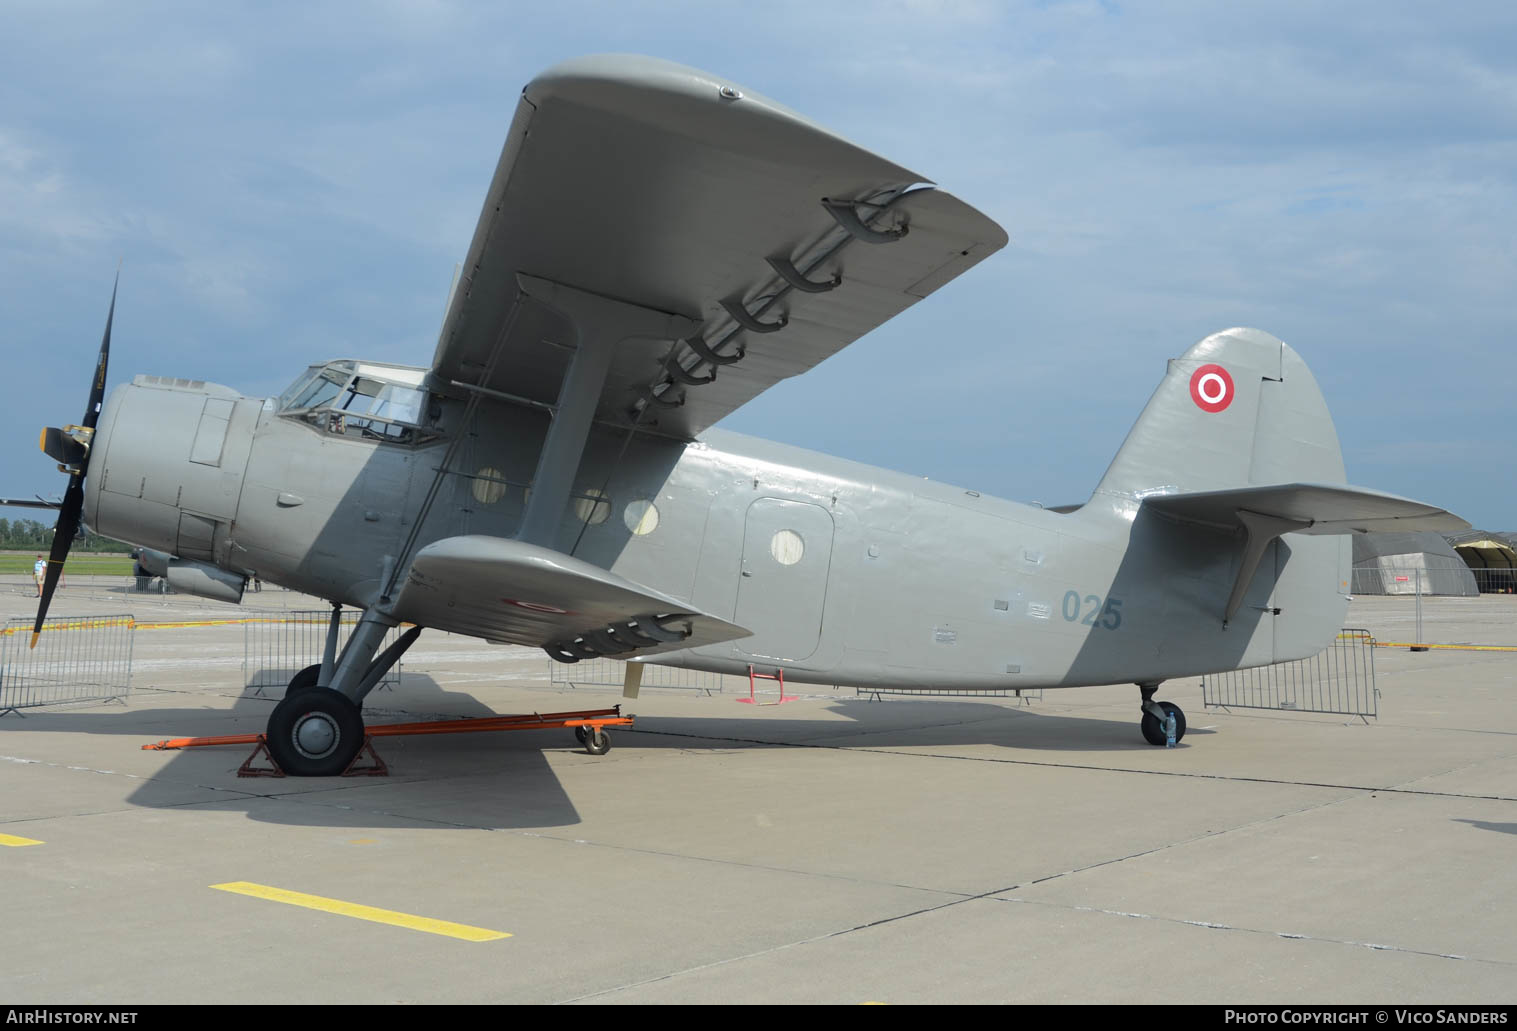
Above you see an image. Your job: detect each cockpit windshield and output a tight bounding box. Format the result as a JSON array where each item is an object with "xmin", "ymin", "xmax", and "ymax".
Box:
[{"xmin": 276, "ymin": 361, "xmax": 438, "ymax": 445}]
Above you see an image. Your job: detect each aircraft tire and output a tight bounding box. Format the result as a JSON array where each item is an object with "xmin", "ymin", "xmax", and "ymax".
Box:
[
  {"xmin": 285, "ymin": 664, "xmax": 321, "ymax": 697},
  {"xmin": 585, "ymin": 729, "xmax": 611, "ymax": 756},
  {"xmin": 267, "ymin": 689, "xmax": 365, "ymax": 776},
  {"xmin": 1140, "ymin": 702, "xmax": 1186, "ymax": 746}
]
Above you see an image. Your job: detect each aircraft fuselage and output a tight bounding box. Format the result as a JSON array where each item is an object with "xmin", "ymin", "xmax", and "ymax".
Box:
[{"xmin": 85, "ymin": 370, "xmax": 1348, "ymax": 692}]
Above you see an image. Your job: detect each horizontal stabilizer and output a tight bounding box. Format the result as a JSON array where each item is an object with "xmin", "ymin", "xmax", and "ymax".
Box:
[
  {"xmin": 396, "ymin": 535, "xmax": 751, "ymax": 661},
  {"xmin": 1142, "ymin": 483, "xmax": 1470, "ymax": 536}
]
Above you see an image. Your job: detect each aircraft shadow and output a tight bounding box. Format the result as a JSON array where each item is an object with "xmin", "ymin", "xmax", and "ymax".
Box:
[
  {"xmin": 3, "ymin": 683, "xmax": 1207, "ymax": 832},
  {"xmin": 1453, "ymin": 819, "xmax": 1517, "ymax": 837},
  {"xmin": 619, "ymin": 697, "xmax": 1215, "ymax": 755}
]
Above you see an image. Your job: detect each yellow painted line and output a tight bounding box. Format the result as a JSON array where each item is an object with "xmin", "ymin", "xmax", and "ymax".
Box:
[
  {"xmin": 210, "ymin": 881, "xmax": 510, "ymax": 942},
  {"xmin": 0, "ymin": 833, "xmax": 44, "ymax": 847},
  {"xmin": 2, "ymin": 619, "xmax": 134, "ymax": 636},
  {"xmin": 1373, "ymin": 642, "xmax": 1517, "ymax": 652},
  {"xmin": 135, "ymin": 618, "xmax": 421, "ymax": 631}
]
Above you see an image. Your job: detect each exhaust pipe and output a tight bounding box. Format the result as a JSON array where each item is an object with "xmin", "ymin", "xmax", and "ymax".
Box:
[{"xmin": 136, "ymin": 547, "xmax": 245, "ymax": 604}]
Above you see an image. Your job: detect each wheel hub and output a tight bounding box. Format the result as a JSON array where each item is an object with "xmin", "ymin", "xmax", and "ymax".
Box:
[{"xmin": 293, "ymin": 712, "xmax": 339, "ymax": 759}]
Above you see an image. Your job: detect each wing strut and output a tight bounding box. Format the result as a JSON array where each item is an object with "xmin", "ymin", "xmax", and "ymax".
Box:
[{"xmin": 514, "ymin": 274, "xmax": 697, "ymax": 547}]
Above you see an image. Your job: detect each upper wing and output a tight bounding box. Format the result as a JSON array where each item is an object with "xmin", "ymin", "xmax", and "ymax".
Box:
[
  {"xmin": 394, "ymin": 535, "xmax": 750, "ymax": 661},
  {"xmin": 431, "ymin": 55, "xmax": 1008, "ymax": 439},
  {"xmin": 1142, "ymin": 483, "xmax": 1470, "ymax": 535}
]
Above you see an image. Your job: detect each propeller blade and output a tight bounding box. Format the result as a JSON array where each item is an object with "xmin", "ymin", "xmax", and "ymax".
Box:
[
  {"xmin": 32, "ymin": 276, "xmax": 116, "ymax": 648},
  {"xmin": 31, "ymin": 476, "xmax": 82, "ymax": 648},
  {"xmin": 83, "ymin": 273, "xmax": 117, "ymax": 431}
]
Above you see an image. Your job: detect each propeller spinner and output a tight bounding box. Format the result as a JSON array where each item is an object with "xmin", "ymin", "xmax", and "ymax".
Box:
[{"xmin": 31, "ymin": 276, "xmax": 116, "ymax": 648}]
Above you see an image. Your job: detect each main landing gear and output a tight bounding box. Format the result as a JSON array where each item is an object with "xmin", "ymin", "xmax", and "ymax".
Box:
[
  {"xmin": 263, "ymin": 607, "xmax": 421, "ymax": 776},
  {"xmin": 1138, "ymin": 683, "xmax": 1186, "ymax": 747},
  {"xmin": 267, "ymin": 689, "xmax": 365, "ymax": 777}
]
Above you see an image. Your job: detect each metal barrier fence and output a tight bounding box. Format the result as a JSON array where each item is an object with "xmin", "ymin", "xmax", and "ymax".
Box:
[
  {"xmin": 1349, "ymin": 564, "xmax": 1517, "ymax": 596},
  {"xmin": 547, "ymin": 656, "xmax": 1046, "ymax": 704},
  {"xmin": 1202, "ymin": 629, "xmax": 1377, "ymax": 718},
  {"xmin": 243, "ymin": 610, "xmax": 406, "ymax": 696},
  {"xmin": 1350, "ymin": 565, "xmax": 1477, "ymax": 597},
  {"xmin": 0, "ymin": 614, "xmax": 135, "ymax": 713},
  {"xmin": 1, "ymin": 573, "xmax": 308, "ymax": 609},
  {"xmin": 1469, "ymin": 568, "xmax": 1517, "ymax": 594},
  {"xmin": 548, "ymin": 657, "xmax": 728, "ymax": 695},
  {"xmin": 855, "ymin": 685, "xmax": 1043, "ymax": 703}
]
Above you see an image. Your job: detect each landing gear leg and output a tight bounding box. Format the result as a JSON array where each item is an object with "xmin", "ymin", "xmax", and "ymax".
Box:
[
  {"xmin": 1138, "ymin": 682, "xmax": 1186, "ymax": 747},
  {"xmin": 264, "ymin": 609, "xmax": 422, "ymax": 776}
]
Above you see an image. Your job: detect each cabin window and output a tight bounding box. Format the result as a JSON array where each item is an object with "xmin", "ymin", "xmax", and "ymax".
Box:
[
  {"xmin": 624, "ymin": 499, "xmax": 659, "ymax": 536},
  {"xmin": 574, "ymin": 489, "xmax": 611, "ymax": 526},
  {"xmin": 770, "ymin": 529, "xmax": 804, "ymax": 566},
  {"xmin": 471, "ymin": 467, "xmax": 507, "ymax": 505}
]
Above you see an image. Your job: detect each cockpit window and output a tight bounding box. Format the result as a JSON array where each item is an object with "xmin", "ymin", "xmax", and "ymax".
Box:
[
  {"xmin": 335, "ymin": 378, "xmax": 425, "ymax": 425},
  {"xmin": 277, "ymin": 361, "xmax": 437, "ymax": 446},
  {"xmin": 293, "ymin": 372, "xmax": 346, "ymax": 412}
]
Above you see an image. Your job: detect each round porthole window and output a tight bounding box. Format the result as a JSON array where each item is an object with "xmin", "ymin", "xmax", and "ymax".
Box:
[
  {"xmin": 624, "ymin": 499, "xmax": 660, "ymax": 536},
  {"xmin": 472, "ymin": 467, "xmax": 506, "ymax": 505},
  {"xmin": 574, "ymin": 488, "xmax": 611, "ymax": 526},
  {"xmin": 770, "ymin": 529, "xmax": 804, "ymax": 566}
]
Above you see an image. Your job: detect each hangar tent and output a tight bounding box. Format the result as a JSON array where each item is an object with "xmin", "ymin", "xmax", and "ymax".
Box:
[
  {"xmin": 1445, "ymin": 530, "xmax": 1517, "ymax": 593},
  {"xmin": 1350, "ymin": 532, "xmax": 1478, "ymax": 596}
]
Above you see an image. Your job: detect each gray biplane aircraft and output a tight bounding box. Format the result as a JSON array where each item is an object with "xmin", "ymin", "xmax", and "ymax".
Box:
[{"xmin": 30, "ymin": 55, "xmax": 1466, "ymax": 774}]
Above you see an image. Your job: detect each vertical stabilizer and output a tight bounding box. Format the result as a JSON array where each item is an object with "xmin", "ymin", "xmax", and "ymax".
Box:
[
  {"xmin": 1091, "ymin": 328, "xmax": 1352, "ymax": 667},
  {"xmin": 1094, "ymin": 327, "xmax": 1346, "ymax": 502}
]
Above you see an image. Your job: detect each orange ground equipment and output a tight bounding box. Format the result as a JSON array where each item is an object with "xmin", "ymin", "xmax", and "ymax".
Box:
[
  {"xmin": 142, "ymin": 706, "xmax": 633, "ymax": 777},
  {"xmin": 737, "ymin": 665, "xmax": 796, "ymax": 705}
]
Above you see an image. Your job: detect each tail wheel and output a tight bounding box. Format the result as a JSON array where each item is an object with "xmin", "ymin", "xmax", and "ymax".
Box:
[
  {"xmin": 266, "ymin": 689, "xmax": 365, "ymax": 776},
  {"xmin": 1140, "ymin": 701, "xmax": 1186, "ymax": 746}
]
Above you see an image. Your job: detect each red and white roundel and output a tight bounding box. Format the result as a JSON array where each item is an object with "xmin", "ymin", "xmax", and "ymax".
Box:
[{"xmin": 1189, "ymin": 363, "xmax": 1234, "ymax": 413}]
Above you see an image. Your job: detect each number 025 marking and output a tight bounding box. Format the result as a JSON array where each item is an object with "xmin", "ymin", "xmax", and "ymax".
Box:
[{"xmin": 1061, "ymin": 591, "xmax": 1123, "ymax": 630}]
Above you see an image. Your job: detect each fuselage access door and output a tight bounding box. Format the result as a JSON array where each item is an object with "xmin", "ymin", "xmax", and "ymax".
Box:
[{"xmin": 734, "ymin": 498, "xmax": 834, "ymax": 663}]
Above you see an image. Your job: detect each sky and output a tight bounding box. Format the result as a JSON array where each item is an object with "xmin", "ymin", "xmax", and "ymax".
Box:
[{"xmin": 2, "ymin": 1, "xmax": 1513, "ymax": 530}]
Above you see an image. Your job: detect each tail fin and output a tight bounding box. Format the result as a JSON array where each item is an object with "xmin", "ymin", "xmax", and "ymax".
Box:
[
  {"xmin": 1093, "ymin": 328, "xmax": 1467, "ymax": 668},
  {"xmin": 1094, "ymin": 327, "xmax": 1346, "ymax": 501}
]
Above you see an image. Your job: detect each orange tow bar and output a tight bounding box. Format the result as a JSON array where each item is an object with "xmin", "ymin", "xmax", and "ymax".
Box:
[{"xmin": 142, "ymin": 706, "xmax": 633, "ymax": 776}]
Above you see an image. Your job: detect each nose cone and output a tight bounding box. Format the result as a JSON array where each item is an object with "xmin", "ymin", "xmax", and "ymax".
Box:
[{"xmin": 86, "ymin": 377, "xmax": 259, "ymax": 561}]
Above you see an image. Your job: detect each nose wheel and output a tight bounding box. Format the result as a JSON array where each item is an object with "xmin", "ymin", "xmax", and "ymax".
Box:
[{"xmin": 266, "ymin": 689, "xmax": 365, "ymax": 776}]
